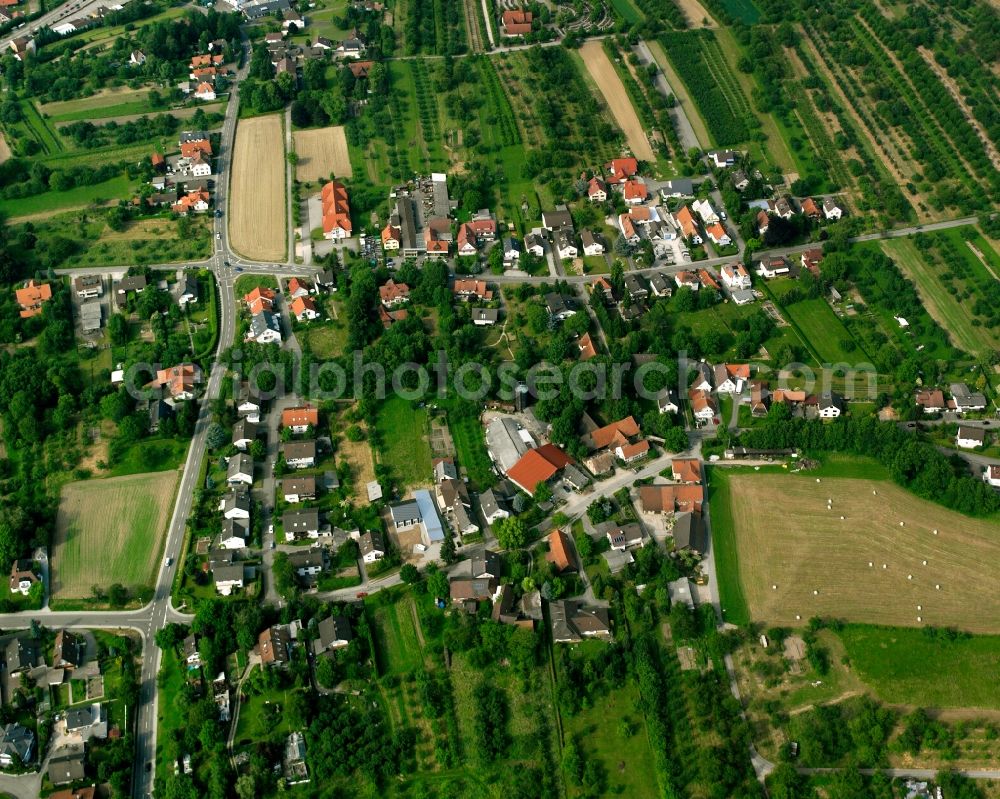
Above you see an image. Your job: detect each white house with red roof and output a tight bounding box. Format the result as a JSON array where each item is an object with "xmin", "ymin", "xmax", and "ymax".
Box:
[{"xmin": 606, "ymin": 157, "xmax": 638, "ymax": 183}]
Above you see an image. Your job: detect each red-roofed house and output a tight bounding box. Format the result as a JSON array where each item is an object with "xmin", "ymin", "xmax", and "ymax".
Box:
[
  {"xmin": 244, "ymin": 287, "xmax": 275, "ymax": 314},
  {"xmin": 622, "ymin": 178, "xmax": 648, "ymax": 204},
  {"xmin": 172, "ymin": 190, "xmax": 210, "ymax": 215},
  {"xmin": 425, "ymin": 219, "xmax": 450, "ymax": 254},
  {"xmin": 801, "ymin": 248, "xmax": 823, "ymax": 275},
  {"xmin": 381, "ymin": 222, "xmax": 401, "ymax": 250},
  {"xmin": 578, "ymin": 332, "xmax": 597, "ymax": 361},
  {"xmin": 587, "ymin": 176, "xmax": 607, "ymax": 202},
  {"xmin": 148, "ymin": 364, "xmax": 203, "ymax": 400},
  {"xmin": 321, "ymin": 180, "xmax": 352, "ymax": 240},
  {"xmin": 638, "ymin": 484, "xmax": 704, "ymax": 514},
  {"xmin": 180, "ymin": 139, "xmax": 212, "ymax": 159},
  {"xmin": 698, "ymin": 269, "xmax": 720, "ymax": 291},
  {"xmin": 348, "ymin": 60, "xmax": 375, "ymax": 79},
  {"xmin": 673, "ymin": 206, "xmax": 702, "ymax": 244},
  {"xmin": 606, "ymin": 157, "xmax": 638, "ymax": 183},
  {"xmin": 291, "ymin": 296, "xmax": 319, "ymax": 321},
  {"xmin": 501, "ymin": 9, "xmax": 533, "ymax": 35},
  {"xmin": 671, "ymin": 458, "xmax": 701, "ymax": 484},
  {"xmin": 15, "ymin": 280, "xmax": 52, "ymax": 318},
  {"xmin": 456, "ymin": 218, "xmax": 497, "ymax": 256},
  {"xmin": 705, "ymin": 222, "xmax": 731, "ymax": 246},
  {"xmin": 546, "ymin": 530, "xmax": 574, "ymax": 572},
  {"xmin": 453, "ymin": 278, "xmax": 493, "ymax": 301},
  {"xmin": 800, "ymin": 197, "xmax": 821, "ymax": 219},
  {"xmin": 282, "ymin": 406, "xmax": 319, "ymax": 432},
  {"xmin": 379, "ymin": 279, "xmax": 409, "ymax": 307},
  {"xmin": 589, "ymin": 416, "xmax": 640, "ymax": 450},
  {"xmin": 151, "ymin": 152, "xmax": 165, "ymax": 171},
  {"xmin": 506, "ymin": 444, "xmax": 571, "ymax": 493}
]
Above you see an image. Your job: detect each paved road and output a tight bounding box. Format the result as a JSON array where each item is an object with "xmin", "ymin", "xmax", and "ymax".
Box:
[{"xmin": 0, "ymin": 0, "xmax": 107, "ymax": 49}]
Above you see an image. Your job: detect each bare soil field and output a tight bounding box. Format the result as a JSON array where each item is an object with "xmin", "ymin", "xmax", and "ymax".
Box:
[
  {"xmin": 229, "ymin": 115, "xmax": 286, "ymax": 261},
  {"xmin": 339, "ymin": 436, "xmax": 375, "ymax": 505},
  {"xmin": 724, "ymin": 473, "xmax": 1000, "ymax": 633},
  {"xmin": 676, "ymin": 0, "xmax": 716, "ymax": 27},
  {"xmin": 53, "ymin": 471, "xmax": 178, "ymax": 598},
  {"xmin": 0, "ymin": 132, "xmax": 10, "ymax": 165},
  {"xmin": 579, "ymin": 41, "xmax": 655, "ymax": 162},
  {"xmin": 292, "ymin": 125, "xmax": 353, "ymax": 182}
]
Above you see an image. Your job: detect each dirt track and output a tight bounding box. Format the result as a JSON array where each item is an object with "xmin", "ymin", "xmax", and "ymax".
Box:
[
  {"xmin": 229, "ymin": 115, "xmax": 286, "ymax": 261},
  {"xmin": 0, "ymin": 133, "xmax": 11, "ymax": 165},
  {"xmin": 293, "ymin": 125, "xmax": 353, "ymax": 182},
  {"xmin": 579, "ymin": 40, "xmax": 656, "ymax": 162}
]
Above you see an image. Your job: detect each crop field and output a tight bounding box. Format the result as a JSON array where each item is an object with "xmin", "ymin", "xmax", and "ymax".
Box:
[
  {"xmin": 53, "ymin": 471, "xmax": 178, "ymax": 598},
  {"xmin": 292, "ymin": 125, "xmax": 353, "ymax": 182},
  {"xmin": 579, "ymin": 41, "xmax": 655, "ymax": 161},
  {"xmin": 229, "ymin": 115, "xmax": 286, "ymax": 262},
  {"xmin": 375, "ymin": 397, "xmax": 432, "ymax": 487},
  {"xmin": 712, "ymin": 470, "xmax": 1000, "ymax": 633}
]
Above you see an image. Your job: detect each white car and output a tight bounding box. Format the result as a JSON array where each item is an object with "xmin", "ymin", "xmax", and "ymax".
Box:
[{"xmin": 268, "ymin": 524, "xmax": 274, "ymax": 535}]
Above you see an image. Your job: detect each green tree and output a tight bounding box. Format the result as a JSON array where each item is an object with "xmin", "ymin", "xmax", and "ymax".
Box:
[{"xmin": 494, "ymin": 517, "xmax": 528, "ymax": 550}]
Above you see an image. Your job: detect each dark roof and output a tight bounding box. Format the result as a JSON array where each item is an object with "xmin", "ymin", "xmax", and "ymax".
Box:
[
  {"xmin": 5, "ymin": 636, "xmax": 37, "ymax": 672},
  {"xmin": 282, "ymin": 440, "xmax": 317, "ymax": 461},
  {"xmin": 282, "ymin": 509, "xmax": 320, "ymax": 533},
  {"xmin": 54, "ymin": 630, "xmax": 83, "ymax": 667},
  {"xmin": 672, "ymin": 512, "xmax": 707, "ymax": 554},
  {"xmin": 48, "ymin": 746, "xmax": 86, "ymax": 784},
  {"xmin": 313, "ymin": 615, "xmax": 352, "ymax": 653}
]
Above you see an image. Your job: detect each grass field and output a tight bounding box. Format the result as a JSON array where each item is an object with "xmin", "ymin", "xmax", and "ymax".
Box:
[
  {"xmin": 229, "ymin": 115, "xmax": 286, "ymax": 261},
  {"xmin": 446, "ymin": 413, "xmax": 494, "ymax": 491},
  {"xmin": 54, "ymin": 471, "xmax": 178, "ymax": 598},
  {"xmin": 782, "ymin": 297, "xmax": 864, "ymax": 364},
  {"xmin": 578, "ymin": 41, "xmax": 655, "ymax": 161},
  {"xmin": 609, "ymin": 0, "xmax": 643, "ymax": 23},
  {"xmin": 839, "ymin": 625, "xmax": 1000, "ymax": 709},
  {"xmin": 711, "ymin": 468, "xmax": 1000, "ymax": 632},
  {"xmin": 562, "ymin": 677, "xmax": 659, "ymax": 798},
  {"xmin": 292, "ymin": 125, "xmax": 353, "ymax": 181},
  {"xmin": 39, "ymin": 88, "xmax": 154, "ymax": 121},
  {"xmin": 372, "ymin": 596, "xmax": 424, "ymax": 674},
  {"xmin": 375, "ymin": 397, "xmax": 432, "ymax": 487},
  {"xmin": 880, "ymin": 237, "xmax": 993, "ymax": 356},
  {"xmin": 303, "ymin": 318, "xmax": 348, "ymax": 357},
  {"xmin": 719, "ymin": 0, "xmax": 759, "ymax": 23},
  {"xmin": 0, "ymin": 174, "xmax": 131, "ymax": 220}
]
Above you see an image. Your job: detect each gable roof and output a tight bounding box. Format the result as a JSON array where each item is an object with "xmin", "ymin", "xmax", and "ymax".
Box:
[
  {"xmin": 506, "ymin": 444, "xmax": 571, "ymax": 492},
  {"xmin": 589, "ymin": 416, "xmax": 640, "ymax": 449},
  {"xmin": 671, "ymin": 458, "xmax": 701, "ymax": 484},
  {"xmin": 638, "ymin": 483, "xmax": 704, "ymax": 513},
  {"xmin": 282, "ymin": 406, "xmax": 319, "ymax": 428},
  {"xmin": 546, "ymin": 529, "xmax": 574, "ymax": 571}
]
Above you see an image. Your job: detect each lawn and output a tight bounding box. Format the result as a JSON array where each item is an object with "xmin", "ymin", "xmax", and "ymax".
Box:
[
  {"xmin": 155, "ymin": 648, "xmax": 185, "ymax": 779},
  {"xmin": 709, "ymin": 467, "xmax": 1000, "ymax": 632},
  {"xmin": 375, "ymin": 396, "xmax": 433, "ymax": 487},
  {"xmin": 302, "ymin": 308, "xmax": 348, "ymax": 358},
  {"xmin": 233, "ymin": 275, "xmax": 278, "ymax": 296},
  {"xmin": 53, "ymin": 470, "xmax": 179, "ymax": 599},
  {"xmin": 838, "ymin": 625, "xmax": 1000, "ymax": 709},
  {"xmin": 372, "ymin": 596, "xmax": 425, "ymax": 675},
  {"xmin": 561, "ymin": 679, "xmax": 659, "ymax": 798},
  {"xmin": 445, "ymin": 412, "xmax": 494, "ymax": 491},
  {"xmin": 609, "ymin": 0, "xmax": 643, "ymax": 23},
  {"xmin": 0, "ymin": 174, "xmax": 132, "ymax": 219},
  {"xmin": 881, "ymin": 236, "xmax": 995, "ymax": 357},
  {"xmin": 107, "ymin": 437, "xmax": 188, "ymax": 477},
  {"xmin": 782, "ymin": 297, "xmax": 864, "ymax": 365}
]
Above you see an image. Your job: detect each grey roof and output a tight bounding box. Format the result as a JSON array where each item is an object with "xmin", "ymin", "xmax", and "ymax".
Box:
[
  {"xmin": 180, "ymin": 130, "xmax": 209, "ymax": 143},
  {"xmin": 172, "ymin": 273, "xmax": 198, "ymax": 302},
  {"xmin": 471, "ymin": 549, "xmax": 501, "ymax": 578},
  {"xmin": 183, "ymin": 634, "xmax": 198, "ymax": 659},
  {"xmin": 819, "ymin": 391, "xmax": 844, "ymax": 412},
  {"xmin": 282, "ymin": 476, "xmax": 316, "ymax": 497},
  {"xmin": 287, "ymin": 548, "xmax": 326, "ymax": 571},
  {"xmin": 545, "ymin": 292, "xmax": 573, "ymax": 317},
  {"xmin": 213, "ymin": 564, "xmax": 244, "ymax": 584},
  {"xmin": 250, "ymin": 310, "xmax": 282, "ymax": 339},
  {"xmin": 0, "ymin": 724, "xmax": 33, "ymax": 766},
  {"xmin": 65, "ymin": 703, "xmax": 100, "ymax": 732},
  {"xmin": 79, "ymin": 302, "xmax": 102, "ymax": 330},
  {"xmin": 282, "ymin": 440, "xmax": 317, "ymax": 461},
  {"xmin": 222, "ymin": 489, "xmax": 251, "ymax": 516},
  {"xmin": 389, "ymin": 500, "xmax": 421, "ymax": 526},
  {"xmin": 48, "ymin": 745, "xmax": 85, "ymax": 784},
  {"xmin": 323, "ymin": 470, "xmax": 339, "ymax": 490},
  {"xmin": 479, "ymin": 488, "xmax": 506, "ymax": 519},
  {"xmin": 562, "ymin": 464, "xmax": 589, "ymax": 489},
  {"xmin": 472, "ymin": 307, "xmax": 499, "ymax": 323},
  {"xmin": 434, "ymin": 459, "xmax": 458, "ymax": 482},
  {"xmin": 5, "ymin": 636, "xmax": 37, "ymax": 673},
  {"xmin": 663, "ymin": 178, "xmax": 694, "ymax": 196},
  {"xmin": 233, "ymin": 418, "xmax": 257, "ymax": 443},
  {"xmin": 209, "ymin": 548, "xmax": 235, "ymax": 566},
  {"xmin": 227, "ymin": 453, "xmax": 254, "ymax": 481},
  {"xmin": 221, "ymin": 517, "xmax": 249, "ymax": 541},
  {"xmin": 542, "ymin": 206, "xmax": 573, "ymax": 231},
  {"xmin": 313, "ymin": 615, "xmax": 352, "ymax": 653},
  {"xmin": 650, "ymin": 273, "xmax": 671, "ymax": 294},
  {"xmin": 624, "ymin": 274, "xmax": 647, "ymax": 296},
  {"xmin": 673, "ymin": 512, "xmax": 707, "ymax": 554},
  {"xmin": 549, "ymin": 600, "xmax": 611, "ymax": 642},
  {"xmin": 656, "ymin": 387, "xmax": 679, "ymax": 410},
  {"xmin": 605, "ymin": 522, "xmax": 643, "ymax": 548},
  {"xmin": 958, "ymin": 425, "xmax": 986, "ymax": 443},
  {"xmin": 116, "ymin": 275, "xmax": 147, "ymax": 293},
  {"xmin": 359, "ymin": 530, "xmax": 385, "ymax": 557},
  {"xmin": 283, "ymin": 509, "xmax": 320, "ymax": 534},
  {"xmin": 554, "ymin": 228, "xmax": 576, "ymax": 252},
  {"xmin": 524, "ymin": 232, "xmax": 545, "ymax": 252}
]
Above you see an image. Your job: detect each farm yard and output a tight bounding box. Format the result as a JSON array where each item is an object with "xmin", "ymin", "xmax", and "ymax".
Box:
[
  {"xmin": 53, "ymin": 471, "xmax": 179, "ymax": 600},
  {"xmin": 293, "ymin": 125, "xmax": 353, "ymax": 182},
  {"xmin": 578, "ymin": 41, "xmax": 656, "ymax": 162},
  {"xmin": 229, "ymin": 115, "xmax": 287, "ymax": 261},
  {"xmin": 711, "ymin": 469, "xmax": 1000, "ymax": 633}
]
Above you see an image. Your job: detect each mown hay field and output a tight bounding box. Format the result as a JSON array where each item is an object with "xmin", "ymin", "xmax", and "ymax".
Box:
[
  {"xmin": 229, "ymin": 115, "xmax": 286, "ymax": 261},
  {"xmin": 293, "ymin": 125, "xmax": 353, "ymax": 182}
]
